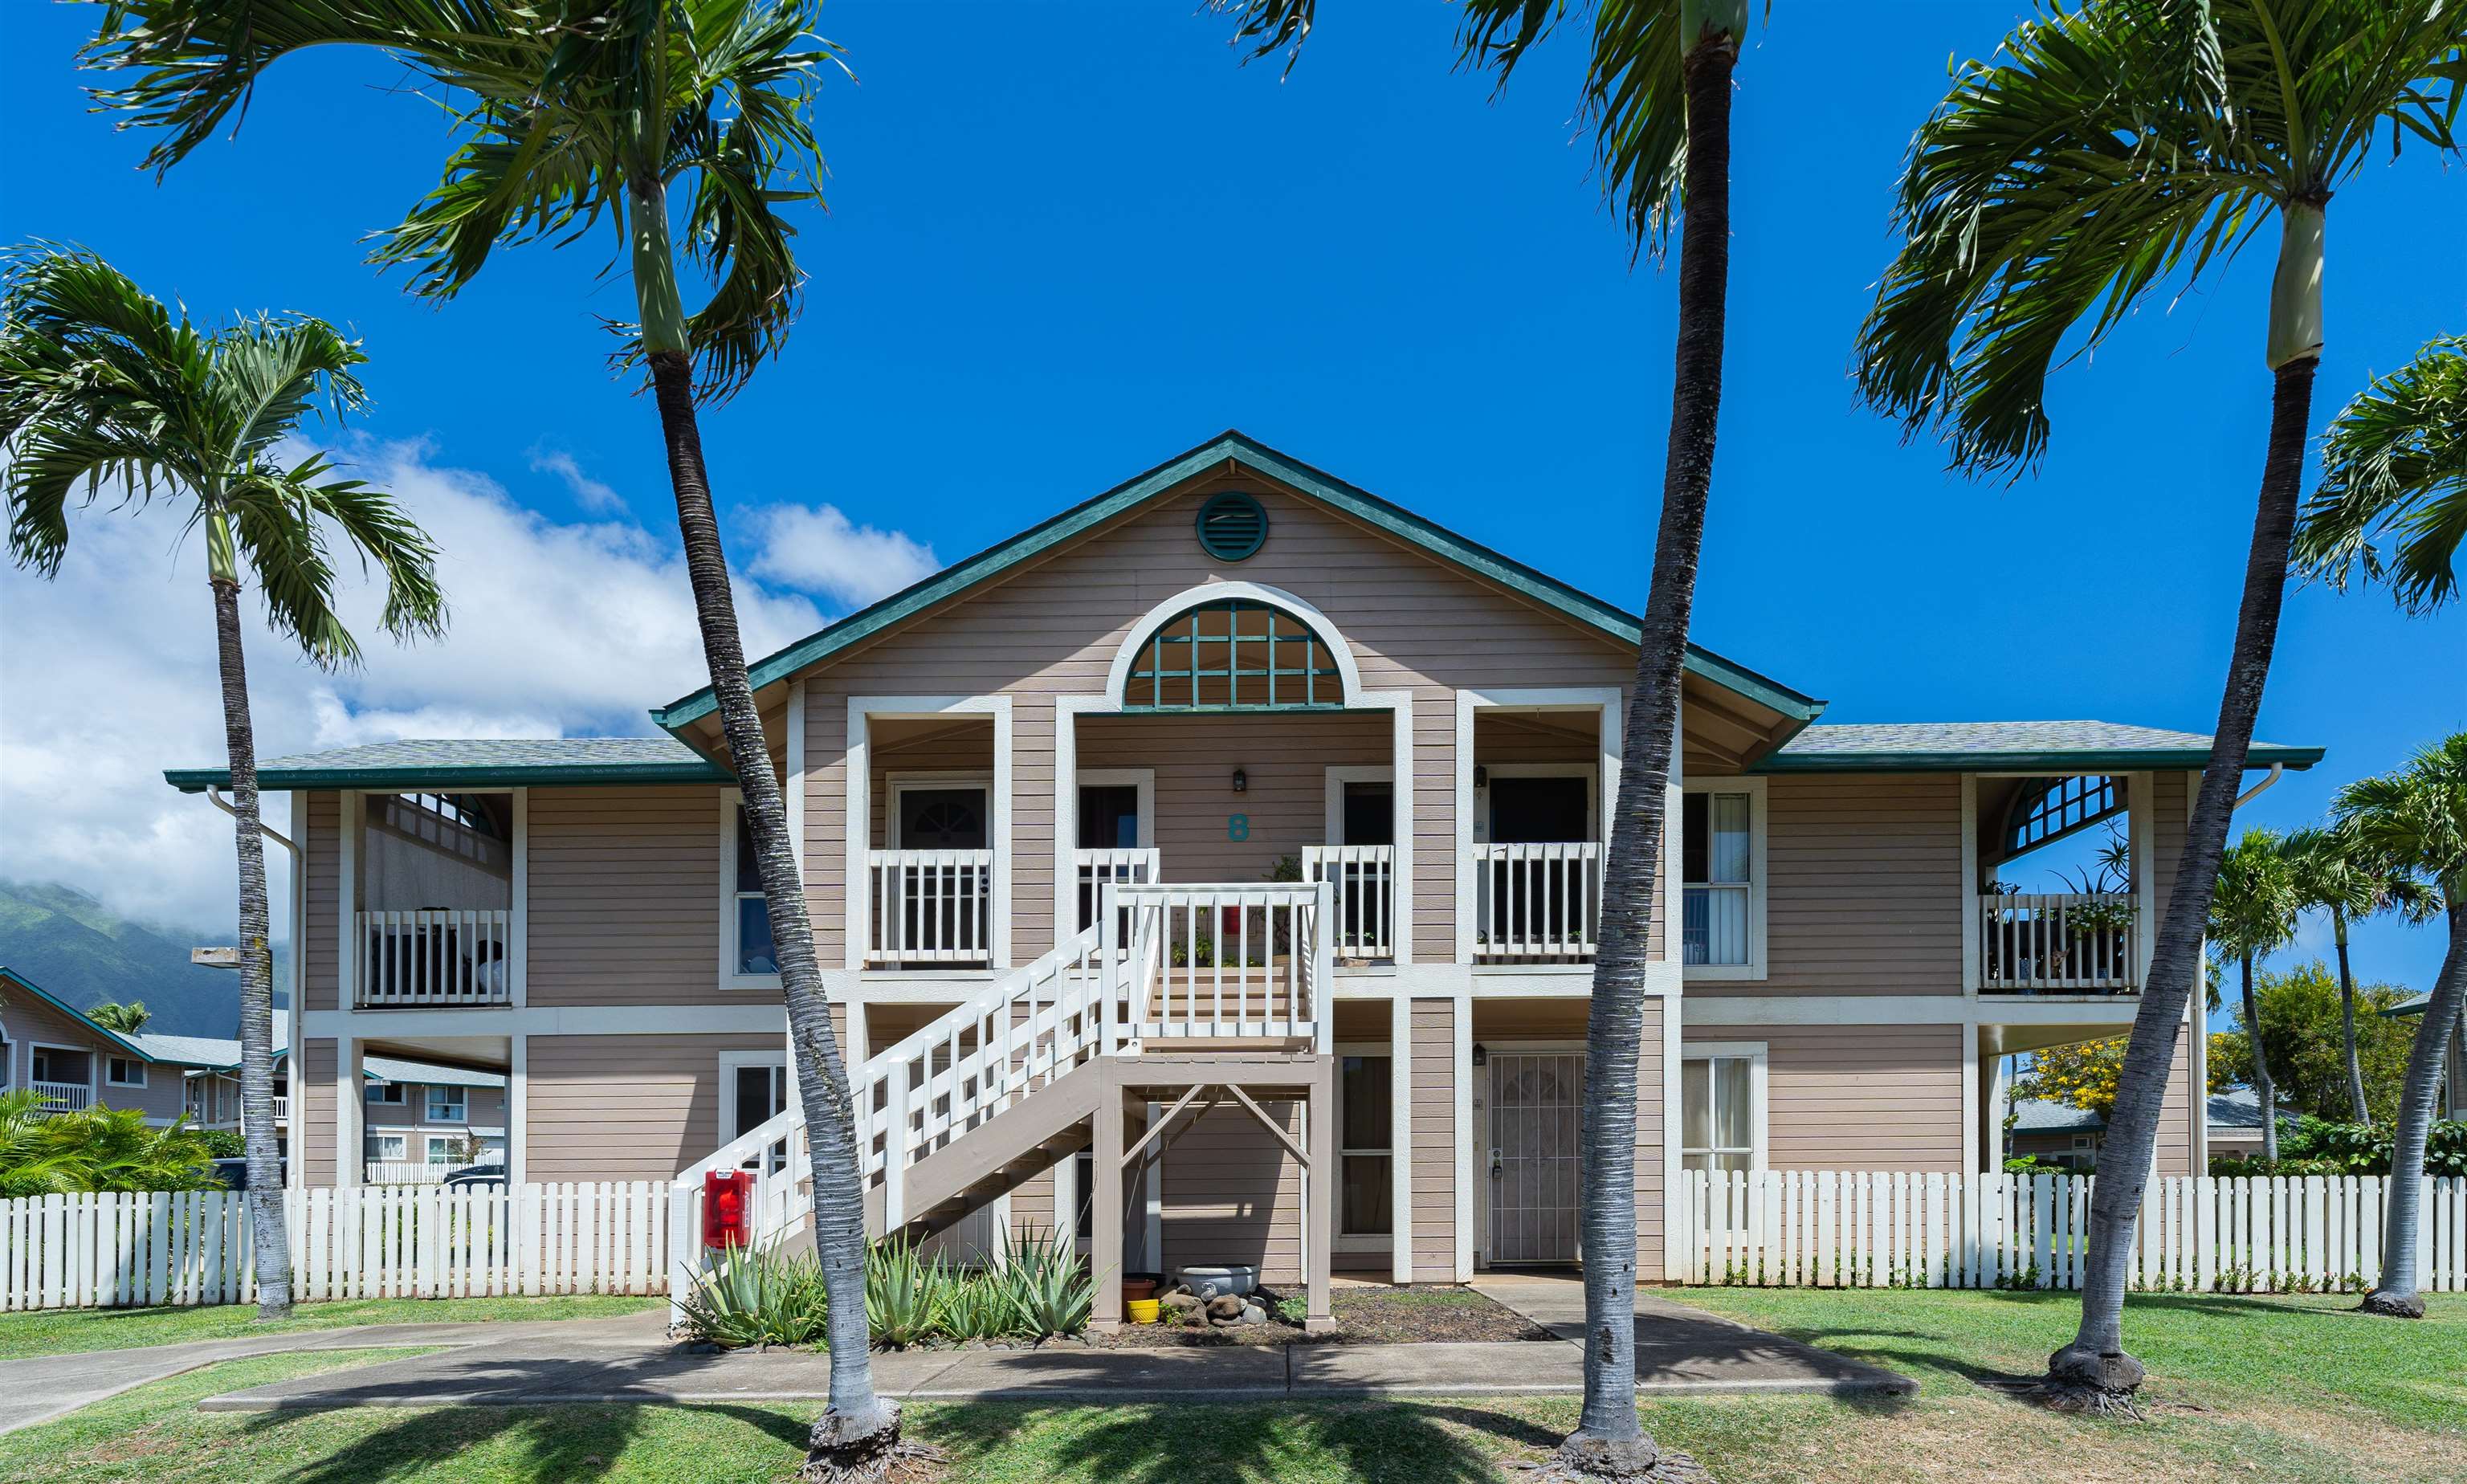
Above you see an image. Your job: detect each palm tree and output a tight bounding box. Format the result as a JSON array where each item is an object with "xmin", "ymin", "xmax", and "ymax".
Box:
[
  {"xmin": 2211, "ymin": 830, "xmax": 2299, "ymax": 1160},
  {"xmin": 1217, "ymin": 0, "xmax": 1751, "ymax": 1470},
  {"xmin": 86, "ymin": 1001, "xmax": 152, "ymax": 1035},
  {"xmin": 2281, "ymin": 824, "xmax": 2433, "ymax": 1123},
  {"xmin": 2334, "ymin": 733, "xmax": 2467, "ymax": 1317},
  {"xmin": 0, "ymin": 244, "xmax": 445, "ymax": 1319},
  {"xmin": 2295, "ymin": 335, "xmax": 2467, "ymax": 614},
  {"xmin": 1854, "ymin": 0, "xmax": 2465, "ymax": 1408},
  {"xmin": 78, "ymin": 4, "xmax": 889, "ymax": 1464}
]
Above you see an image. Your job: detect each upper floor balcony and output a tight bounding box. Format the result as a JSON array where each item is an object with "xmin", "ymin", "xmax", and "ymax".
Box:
[{"xmin": 352, "ymin": 791, "xmax": 516, "ymax": 1009}]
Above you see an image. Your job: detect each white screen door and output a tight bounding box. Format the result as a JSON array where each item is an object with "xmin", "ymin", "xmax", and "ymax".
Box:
[{"xmin": 1489, "ymin": 1053, "xmax": 1583, "ymax": 1263}]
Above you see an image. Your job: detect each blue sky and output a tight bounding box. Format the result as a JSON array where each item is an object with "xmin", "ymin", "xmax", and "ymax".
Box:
[{"xmin": 2, "ymin": 3, "xmax": 2461, "ymax": 997}]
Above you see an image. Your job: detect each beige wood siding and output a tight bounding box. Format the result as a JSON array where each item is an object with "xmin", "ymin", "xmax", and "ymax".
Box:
[
  {"xmin": 524, "ymin": 1033, "xmax": 784, "ymax": 1183},
  {"xmin": 1082, "ymin": 711, "xmax": 1390, "ymax": 882},
  {"xmin": 1692, "ymin": 773, "xmax": 1963, "ymax": 999},
  {"xmin": 1636, "ymin": 997, "xmax": 1666, "ymax": 1277},
  {"xmin": 1161, "ymin": 1099, "xmax": 1303, "ymax": 1284},
  {"xmin": 1690, "ymin": 1022, "xmax": 1965, "ymax": 1172},
  {"xmin": 300, "ymin": 1038, "xmax": 337, "ymax": 1186},
  {"xmin": 1409, "ymin": 998, "xmax": 1458, "ymax": 1277},
  {"xmin": 303, "ymin": 791, "xmax": 340, "ymax": 1012},
  {"xmin": 527, "ymin": 785, "xmax": 727, "ymax": 1007},
  {"xmin": 800, "ymin": 475, "xmax": 1637, "ymax": 968}
]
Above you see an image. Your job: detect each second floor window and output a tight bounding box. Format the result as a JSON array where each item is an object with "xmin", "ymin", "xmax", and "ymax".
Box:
[
  {"xmin": 427, "ymin": 1087, "xmax": 467, "ymax": 1122},
  {"xmin": 367, "ymin": 1082, "xmax": 406, "ymax": 1105},
  {"xmin": 731, "ymin": 804, "xmax": 779, "ymax": 979},
  {"xmin": 1682, "ymin": 790, "xmax": 1754, "ymax": 967}
]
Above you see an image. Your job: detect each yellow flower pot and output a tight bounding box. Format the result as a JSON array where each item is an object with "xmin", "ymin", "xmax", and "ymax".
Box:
[{"xmin": 1126, "ymin": 1297, "xmax": 1161, "ymax": 1324}]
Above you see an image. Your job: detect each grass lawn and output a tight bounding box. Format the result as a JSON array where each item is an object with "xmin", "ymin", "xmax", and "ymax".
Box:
[
  {"xmin": 0, "ymin": 1294, "xmax": 659, "ymax": 1360},
  {"xmin": 0, "ymin": 1289, "xmax": 2458, "ymax": 1482}
]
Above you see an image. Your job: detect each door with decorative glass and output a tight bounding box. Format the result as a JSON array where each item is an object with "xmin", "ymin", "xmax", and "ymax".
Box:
[{"xmin": 1488, "ymin": 1052, "xmax": 1583, "ymax": 1263}]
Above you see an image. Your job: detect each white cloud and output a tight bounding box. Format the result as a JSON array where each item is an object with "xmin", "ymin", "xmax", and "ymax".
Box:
[
  {"xmin": 746, "ymin": 503, "xmax": 939, "ymax": 608},
  {"xmin": 0, "ymin": 437, "xmax": 850, "ymax": 938},
  {"xmin": 528, "ymin": 446, "xmax": 626, "ymax": 516}
]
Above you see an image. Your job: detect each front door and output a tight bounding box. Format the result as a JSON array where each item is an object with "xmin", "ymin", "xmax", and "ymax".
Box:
[{"xmin": 1489, "ymin": 1052, "xmax": 1583, "ymax": 1264}]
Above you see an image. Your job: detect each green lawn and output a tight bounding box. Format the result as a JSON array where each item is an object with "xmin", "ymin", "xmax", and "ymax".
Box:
[
  {"xmin": 0, "ymin": 1290, "xmax": 2458, "ymax": 1482},
  {"xmin": 0, "ymin": 1294, "xmax": 659, "ymax": 1360}
]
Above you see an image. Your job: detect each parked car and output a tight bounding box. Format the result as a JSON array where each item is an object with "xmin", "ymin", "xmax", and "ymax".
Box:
[
  {"xmin": 209, "ymin": 1156, "xmax": 287, "ymax": 1190},
  {"xmin": 443, "ymin": 1160, "xmax": 508, "ymax": 1189}
]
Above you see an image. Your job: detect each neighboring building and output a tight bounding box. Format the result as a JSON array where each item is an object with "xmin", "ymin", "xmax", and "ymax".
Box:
[
  {"xmin": 0, "ymin": 967, "xmax": 221, "ymax": 1124},
  {"xmin": 2009, "ymin": 1086, "xmax": 2293, "ymax": 1169},
  {"xmin": 357, "ymin": 1055, "xmax": 507, "ymax": 1182},
  {"xmin": 162, "ymin": 432, "xmax": 2324, "ymax": 1307}
]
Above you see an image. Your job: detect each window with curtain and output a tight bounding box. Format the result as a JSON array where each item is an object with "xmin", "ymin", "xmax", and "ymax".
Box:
[
  {"xmin": 732, "ymin": 805, "xmax": 778, "ymax": 976},
  {"xmin": 1339, "ymin": 1055, "xmax": 1393, "ymax": 1238},
  {"xmin": 1680, "ymin": 1054, "xmax": 1757, "ymax": 1172},
  {"xmin": 1682, "ymin": 790, "xmax": 1752, "ymax": 966},
  {"xmin": 426, "ymin": 1086, "xmax": 467, "ymax": 1122}
]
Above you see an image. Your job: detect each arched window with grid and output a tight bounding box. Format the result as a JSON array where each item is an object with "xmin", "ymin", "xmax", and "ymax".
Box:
[{"xmin": 1121, "ymin": 597, "xmax": 1346, "ymax": 711}]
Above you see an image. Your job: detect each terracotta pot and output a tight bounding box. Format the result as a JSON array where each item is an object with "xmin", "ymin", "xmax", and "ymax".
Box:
[{"xmin": 1121, "ymin": 1276, "xmax": 1159, "ymax": 1303}]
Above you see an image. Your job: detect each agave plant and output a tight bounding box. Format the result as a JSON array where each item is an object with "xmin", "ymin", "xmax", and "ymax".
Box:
[
  {"xmin": 675, "ymin": 1244, "xmax": 830, "ymax": 1350},
  {"xmin": 997, "ymin": 1226, "xmax": 1096, "ymax": 1339},
  {"xmin": 939, "ymin": 1270, "xmax": 1018, "ymax": 1342},
  {"xmin": 864, "ymin": 1238, "xmax": 953, "ymax": 1348}
]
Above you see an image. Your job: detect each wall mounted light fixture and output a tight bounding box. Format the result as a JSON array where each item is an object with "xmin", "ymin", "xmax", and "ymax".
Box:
[
  {"xmin": 1232, "ymin": 768, "xmax": 1248, "ymax": 793},
  {"xmin": 1474, "ymin": 765, "xmax": 1488, "ymax": 789}
]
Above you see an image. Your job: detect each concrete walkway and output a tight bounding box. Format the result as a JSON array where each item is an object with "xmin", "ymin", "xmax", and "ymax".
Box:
[
  {"xmin": 0, "ymin": 1311, "xmax": 670, "ymax": 1435},
  {"xmin": 178, "ymin": 1283, "xmax": 1904, "ymax": 1414}
]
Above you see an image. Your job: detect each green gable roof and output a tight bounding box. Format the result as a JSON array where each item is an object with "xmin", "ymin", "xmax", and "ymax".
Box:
[
  {"xmin": 165, "ymin": 737, "xmax": 734, "ymax": 793},
  {"xmin": 0, "ymin": 966, "xmax": 165, "ymax": 1063},
  {"xmin": 650, "ymin": 430, "xmax": 1825, "ymax": 732},
  {"xmin": 1752, "ymin": 721, "xmax": 2325, "ymax": 774}
]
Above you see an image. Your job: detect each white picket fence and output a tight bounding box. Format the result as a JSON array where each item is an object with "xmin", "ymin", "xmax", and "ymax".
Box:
[
  {"xmin": 1674, "ymin": 1169, "xmax": 2467, "ymax": 1294},
  {"xmin": 1, "ymin": 1181, "xmax": 673, "ymax": 1311}
]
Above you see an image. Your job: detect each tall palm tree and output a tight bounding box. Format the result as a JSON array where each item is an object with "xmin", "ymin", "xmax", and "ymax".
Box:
[
  {"xmin": 78, "ymin": 3, "xmax": 891, "ymax": 1464},
  {"xmin": 1854, "ymin": 0, "xmax": 2465, "ymax": 1408},
  {"xmin": 2334, "ymin": 732, "xmax": 2467, "ymax": 1317},
  {"xmin": 0, "ymin": 245, "xmax": 444, "ymax": 1319},
  {"xmin": 2281, "ymin": 823, "xmax": 2433, "ymax": 1123},
  {"xmin": 2295, "ymin": 334, "xmax": 2467, "ymax": 614},
  {"xmin": 2210, "ymin": 830, "xmax": 2299, "ymax": 1160},
  {"xmin": 1217, "ymin": 0, "xmax": 1751, "ymax": 1470}
]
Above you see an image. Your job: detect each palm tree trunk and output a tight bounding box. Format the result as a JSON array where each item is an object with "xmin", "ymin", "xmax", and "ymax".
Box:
[
  {"xmin": 2241, "ymin": 950, "xmax": 2279, "ymax": 1163},
  {"xmin": 2048, "ymin": 351, "xmax": 2318, "ymax": 1405},
  {"xmin": 209, "ymin": 561, "xmax": 293, "ymax": 1319},
  {"xmin": 2363, "ymin": 891, "xmax": 2465, "ymax": 1317},
  {"xmin": 2333, "ymin": 914, "xmax": 2369, "ymax": 1123},
  {"xmin": 630, "ymin": 179, "xmax": 893, "ymax": 1470},
  {"xmin": 1562, "ymin": 26, "xmax": 1736, "ymax": 1478}
]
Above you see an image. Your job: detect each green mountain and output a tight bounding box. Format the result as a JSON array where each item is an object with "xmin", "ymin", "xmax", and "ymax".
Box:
[{"xmin": 0, "ymin": 881, "xmax": 287, "ymax": 1038}]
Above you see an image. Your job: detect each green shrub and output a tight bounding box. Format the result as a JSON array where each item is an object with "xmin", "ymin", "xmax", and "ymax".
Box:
[
  {"xmin": 197, "ymin": 1128, "xmax": 245, "ymax": 1160},
  {"xmin": 996, "ymin": 1225, "xmax": 1095, "ymax": 1338},
  {"xmin": 0, "ymin": 1092, "xmax": 221, "ymax": 1197},
  {"xmin": 2003, "ymin": 1156, "xmax": 2082, "ymax": 1176},
  {"xmin": 2267, "ymin": 1116, "xmax": 2467, "ymax": 1177},
  {"xmin": 940, "ymin": 1269, "xmax": 1017, "ymax": 1341},
  {"xmin": 866, "ymin": 1237, "xmax": 953, "ymax": 1347},
  {"xmin": 674, "ymin": 1243, "xmax": 830, "ymax": 1348}
]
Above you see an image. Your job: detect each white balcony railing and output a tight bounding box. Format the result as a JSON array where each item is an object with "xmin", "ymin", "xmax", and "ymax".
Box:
[
  {"xmin": 1074, "ymin": 846, "xmax": 1160, "ymax": 936},
  {"xmin": 1980, "ymin": 892, "xmax": 2139, "ymax": 993},
  {"xmin": 275, "ymin": 1095, "xmax": 291, "ymax": 1121},
  {"xmin": 1470, "ymin": 842, "xmax": 1603, "ymax": 961},
  {"xmin": 31, "ymin": 1081, "xmax": 92, "ymax": 1114},
  {"xmin": 355, "ymin": 908, "xmax": 513, "ymax": 1008},
  {"xmin": 1303, "ymin": 844, "xmax": 1397, "ymax": 961},
  {"xmin": 867, "ymin": 848, "xmax": 996, "ymax": 965}
]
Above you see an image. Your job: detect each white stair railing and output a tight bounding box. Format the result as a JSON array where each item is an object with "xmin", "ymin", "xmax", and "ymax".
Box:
[
  {"xmin": 1073, "ymin": 846, "xmax": 1160, "ymax": 935},
  {"xmin": 1302, "ymin": 845, "xmax": 1395, "ymax": 960},
  {"xmin": 1118, "ymin": 881, "xmax": 1330, "ymax": 1045}
]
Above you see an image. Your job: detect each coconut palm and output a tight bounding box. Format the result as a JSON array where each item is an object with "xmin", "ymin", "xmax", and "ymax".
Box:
[
  {"xmin": 1855, "ymin": 0, "xmax": 2466, "ymax": 1406},
  {"xmin": 2211, "ymin": 830, "xmax": 2300, "ymax": 1160},
  {"xmin": 2281, "ymin": 824, "xmax": 2435, "ymax": 1123},
  {"xmin": 2334, "ymin": 733, "xmax": 2467, "ymax": 1317},
  {"xmin": 1217, "ymin": 0, "xmax": 1751, "ymax": 1469},
  {"xmin": 85, "ymin": 1001, "xmax": 152, "ymax": 1034},
  {"xmin": 2295, "ymin": 335, "xmax": 2467, "ymax": 614},
  {"xmin": 78, "ymin": 3, "xmax": 887, "ymax": 1464},
  {"xmin": 0, "ymin": 245, "xmax": 445, "ymax": 1317}
]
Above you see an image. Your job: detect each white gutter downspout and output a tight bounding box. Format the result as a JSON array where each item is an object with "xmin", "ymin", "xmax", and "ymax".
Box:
[
  {"xmin": 2232, "ymin": 763, "xmax": 2285, "ymax": 811},
  {"xmin": 207, "ymin": 787, "xmax": 304, "ymax": 1186}
]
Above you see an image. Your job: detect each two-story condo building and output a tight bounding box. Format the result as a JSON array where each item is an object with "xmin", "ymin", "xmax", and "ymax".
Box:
[{"xmin": 165, "ymin": 433, "xmax": 2320, "ymax": 1323}]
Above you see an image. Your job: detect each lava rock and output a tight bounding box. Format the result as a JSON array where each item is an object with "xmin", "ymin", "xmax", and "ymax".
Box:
[{"xmin": 1205, "ymin": 1294, "xmax": 1244, "ymax": 1321}]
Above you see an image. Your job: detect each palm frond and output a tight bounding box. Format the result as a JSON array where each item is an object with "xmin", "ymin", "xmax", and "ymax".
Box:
[
  {"xmin": 2333, "ymin": 732, "xmax": 2467, "ymax": 895},
  {"xmin": 2294, "ymin": 334, "xmax": 2467, "ymax": 613}
]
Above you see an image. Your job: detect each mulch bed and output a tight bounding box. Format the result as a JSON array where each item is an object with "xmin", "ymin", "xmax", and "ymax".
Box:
[{"xmin": 1098, "ymin": 1284, "xmax": 1556, "ymax": 1348}]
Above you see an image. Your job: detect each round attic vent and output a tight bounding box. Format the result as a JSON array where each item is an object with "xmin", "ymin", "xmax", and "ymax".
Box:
[{"xmin": 1195, "ymin": 491, "xmax": 1268, "ymax": 562}]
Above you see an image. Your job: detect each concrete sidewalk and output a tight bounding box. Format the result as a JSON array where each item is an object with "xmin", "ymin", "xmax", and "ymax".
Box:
[
  {"xmin": 0, "ymin": 1311, "xmax": 670, "ymax": 1435},
  {"xmin": 186, "ymin": 1284, "xmax": 1907, "ymax": 1413}
]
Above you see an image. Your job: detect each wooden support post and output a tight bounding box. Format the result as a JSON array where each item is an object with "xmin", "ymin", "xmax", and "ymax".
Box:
[
  {"xmin": 1091, "ymin": 1075, "xmax": 1126, "ymax": 1334},
  {"xmin": 1306, "ymin": 1056, "xmax": 1336, "ymax": 1331}
]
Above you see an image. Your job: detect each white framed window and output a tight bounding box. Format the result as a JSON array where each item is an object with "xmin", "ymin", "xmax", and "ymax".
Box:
[
  {"xmin": 0, "ymin": 1037, "xmax": 11, "ymax": 1088},
  {"xmin": 426, "ymin": 1086, "xmax": 467, "ymax": 1122},
  {"xmin": 106, "ymin": 1055, "xmax": 148, "ymax": 1088},
  {"xmin": 1678, "ymin": 1042, "xmax": 1768, "ymax": 1173},
  {"xmin": 365, "ymin": 1081, "xmax": 406, "ymax": 1105},
  {"xmin": 1681, "ymin": 779, "xmax": 1767, "ymax": 979},
  {"xmin": 1334, "ymin": 1048, "xmax": 1393, "ymax": 1247},
  {"xmin": 720, "ymin": 1050, "xmax": 793, "ymax": 1176},
  {"xmin": 365, "ymin": 1131, "xmax": 409, "ymax": 1161},
  {"xmin": 424, "ymin": 1132, "xmax": 463, "ymax": 1166},
  {"xmin": 720, "ymin": 791, "xmax": 784, "ymax": 989}
]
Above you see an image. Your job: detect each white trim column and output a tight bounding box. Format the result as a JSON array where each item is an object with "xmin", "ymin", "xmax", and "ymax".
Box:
[
  {"xmin": 1452, "ymin": 989, "xmax": 1473, "ymax": 1281},
  {"xmin": 509, "ymin": 788, "xmax": 529, "ymax": 1009},
  {"xmin": 337, "ymin": 1035, "xmax": 363, "ymax": 1188},
  {"xmin": 1390, "ymin": 991, "xmax": 1413, "ymax": 1283},
  {"xmin": 508, "ymin": 1032, "xmax": 529, "ymax": 1186}
]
